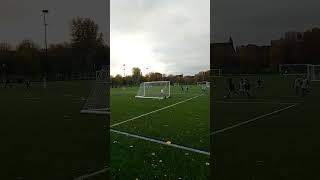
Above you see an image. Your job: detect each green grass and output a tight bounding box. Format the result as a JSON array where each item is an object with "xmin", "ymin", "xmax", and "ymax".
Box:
[
  {"xmin": 0, "ymin": 81, "xmax": 108, "ymax": 180},
  {"xmin": 110, "ymin": 85, "xmax": 210, "ymax": 179},
  {"xmin": 212, "ymin": 75, "xmax": 320, "ymax": 180}
]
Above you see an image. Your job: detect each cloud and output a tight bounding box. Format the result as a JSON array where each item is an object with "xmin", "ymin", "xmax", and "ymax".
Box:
[
  {"xmin": 211, "ymin": 0, "xmax": 320, "ymax": 46},
  {"xmin": 0, "ymin": 0, "xmax": 109, "ymax": 47},
  {"xmin": 111, "ymin": 0, "xmax": 210, "ymax": 76}
]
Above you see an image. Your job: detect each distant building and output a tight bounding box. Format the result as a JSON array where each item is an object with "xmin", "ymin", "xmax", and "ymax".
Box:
[{"xmin": 211, "ymin": 37, "xmax": 238, "ymax": 73}]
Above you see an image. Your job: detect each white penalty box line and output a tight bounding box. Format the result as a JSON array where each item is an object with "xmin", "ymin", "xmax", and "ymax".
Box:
[
  {"xmin": 211, "ymin": 103, "xmax": 300, "ymax": 135},
  {"xmin": 110, "ymin": 94, "xmax": 204, "ymax": 128},
  {"xmin": 111, "ymin": 129, "xmax": 210, "ymax": 156},
  {"xmin": 73, "ymin": 166, "xmax": 110, "ymax": 180}
]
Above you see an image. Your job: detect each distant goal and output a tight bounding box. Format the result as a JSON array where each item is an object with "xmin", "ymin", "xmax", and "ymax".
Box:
[
  {"xmin": 135, "ymin": 81, "xmax": 170, "ymax": 99},
  {"xmin": 80, "ymin": 66, "xmax": 110, "ymax": 114},
  {"xmin": 211, "ymin": 69, "xmax": 222, "ymax": 77},
  {"xmin": 279, "ymin": 64, "xmax": 320, "ymax": 81}
]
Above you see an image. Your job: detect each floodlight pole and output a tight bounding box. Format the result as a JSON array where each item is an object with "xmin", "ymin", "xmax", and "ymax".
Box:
[
  {"xmin": 123, "ymin": 64, "xmax": 125, "ymax": 77},
  {"xmin": 42, "ymin": 9, "xmax": 49, "ymax": 76}
]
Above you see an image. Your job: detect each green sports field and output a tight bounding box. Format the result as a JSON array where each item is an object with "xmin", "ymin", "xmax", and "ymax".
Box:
[
  {"xmin": 211, "ymin": 75, "xmax": 320, "ymax": 180},
  {"xmin": 0, "ymin": 81, "xmax": 108, "ymax": 180},
  {"xmin": 110, "ymin": 85, "xmax": 210, "ymax": 179}
]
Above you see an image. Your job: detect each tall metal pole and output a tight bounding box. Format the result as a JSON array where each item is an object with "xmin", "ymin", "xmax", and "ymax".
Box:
[
  {"xmin": 123, "ymin": 64, "xmax": 126, "ymax": 77},
  {"xmin": 42, "ymin": 10, "xmax": 49, "ymax": 76}
]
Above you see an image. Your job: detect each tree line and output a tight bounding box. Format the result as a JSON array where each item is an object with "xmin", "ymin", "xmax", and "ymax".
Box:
[
  {"xmin": 111, "ymin": 67, "xmax": 210, "ymax": 87},
  {"xmin": 0, "ymin": 17, "xmax": 109, "ymax": 81}
]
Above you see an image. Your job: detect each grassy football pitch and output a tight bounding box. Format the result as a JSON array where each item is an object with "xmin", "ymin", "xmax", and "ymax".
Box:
[
  {"xmin": 110, "ymin": 85, "xmax": 210, "ymax": 179},
  {"xmin": 212, "ymin": 75, "xmax": 320, "ymax": 180},
  {"xmin": 0, "ymin": 81, "xmax": 108, "ymax": 180}
]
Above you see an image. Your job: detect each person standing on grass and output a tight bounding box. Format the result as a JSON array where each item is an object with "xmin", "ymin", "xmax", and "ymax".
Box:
[
  {"xmin": 24, "ymin": 79, "xmax": 31, "ymax": 89},
  {"xmin": 239, "ymin": 78, "xmax": 245, "ymax": 96},
  {"xmin": 294, "ymin": 76, "xmax": 302, "ymax": 96},
  {"xmin": 226, "ymin": 78, "xmax": 237, "ymax": 98},
  {"xmin": 256, "ymin": 77, "xmax": 263, "ymax": 89},
  {"xmin": 244, "ymin": 78, "xmax": 251, "ymax": 97},
  {"xmin": 301, "ymin": 76, "xmax": 310, "ymax": 96}
]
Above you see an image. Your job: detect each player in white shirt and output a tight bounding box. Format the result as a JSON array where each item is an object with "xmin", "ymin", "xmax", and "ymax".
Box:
[{"xmin": 160, "ymin": 88, "xmax": 164, "ymax": 97}]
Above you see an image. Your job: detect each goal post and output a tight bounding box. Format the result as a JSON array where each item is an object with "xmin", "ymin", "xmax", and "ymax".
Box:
[
  {"xmin": 135, "ymin": 81, "xmax": 170, "ymax": 99},
  {"xmin": 307, "ymin": 65, "xmax": 320, "ymax": 81},
  {"xmin": 279, "ymin": 64, "xmax": 311, "ymax": 75},
  {"xmin": 279, "ymin": 64, "xmax": 320, "ymax": 81},
  {"xmin": 211, "ymin": 69, "xmax": 222, "ymax": 77},
  {"xmin": 80, "ymin": 66, "xmax": 110, "ymax": 114}
]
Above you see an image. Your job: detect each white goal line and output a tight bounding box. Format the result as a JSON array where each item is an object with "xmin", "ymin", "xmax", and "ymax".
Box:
[
  {"xmin": 214, "ymin": 101, "xmax": 298, "ymax": 105},
  {"xmin": 111, "ymin": 129, "xmax": 210, "ymax": 156},
  {"xmin": 73, "ymin": 167, "xmax": 110, "ymax": 180},
  {"xmin": 210, "ymin": 103, "xmax": 299, "ymax": 135},
  {"xmin": 110, "ymin": 94, "xmax": 204, "ymax": 128}
]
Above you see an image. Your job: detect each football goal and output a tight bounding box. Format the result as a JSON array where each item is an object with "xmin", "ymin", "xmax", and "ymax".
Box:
[
  {"xmin": 279, "ymin": 64, "xmax": 311, "ymax": 75},
  {"xmin": 135, "ymin": 81, "xmax": 170, "ymax": 99},
  {"xmin": 197, "ymin": 81, "xmax": 210, "ymax": 88},
  {"xmin": 211, "ymin": 69, "xmax": 222, "ymax": 77},
  {"xmin": 307, "ymin": 65, "xmax": 320, "ymax": 81},
  {"xmin": 279, "ymin": 64, "xmax": 320, "ymax": 81},
  {"xmin": 80, "ymin": 66, "xmax": 110, "ymax": 114}
]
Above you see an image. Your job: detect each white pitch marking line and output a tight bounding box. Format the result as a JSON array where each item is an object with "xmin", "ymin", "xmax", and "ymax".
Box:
[
  {"xmin": 111, "ymin": 129, "xmax": 210, "ymax": 156},
  {"xmin": 215, "ymin": 101, "xmax": 297, "ymax": 105},
  {"xmin": 23, "ymin": 97, "xmax": 41, "ymax": 100},
  {"xmin": 211, "ymin": 103, "xmax": 299, "ymax": 135},
  {"xmin": 110, "ymin": 94, "xmax": 204, "ymax": 127},
  {"xmin": 73, "ymin": 167, "xmax": 110, "ymax": 180}
]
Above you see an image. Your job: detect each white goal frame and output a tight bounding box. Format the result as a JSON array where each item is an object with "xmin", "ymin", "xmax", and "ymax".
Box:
[
  {"xmin": 211, "ymin": 69, "xmax": 222, "ymax": 77},
  {"xmin": 80, "ymin": 67, "xmax": 110, "ymax": 114},
  {"xmin": 308, "ymin": 65, "xmax": 320, "ymax": 81},
  {"xmin": 135, "ymin": 81, "xmax": 171, "ymax": 100},
  {"xmin": 279, "ymin": 64, "xmax": 320, "ymax": 81},
  {"xmin": 279, "ymin": 64, "xmax": 311, "ymax": 76}
]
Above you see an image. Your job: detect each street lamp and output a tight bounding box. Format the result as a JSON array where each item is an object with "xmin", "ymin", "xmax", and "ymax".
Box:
[
  {"xmin": 123, "ymin": 64, "xmax": 126, "ymax": 77},
  {"xmin": 42, "ymin": 9, "xmax": 49, "ymax": 75}
]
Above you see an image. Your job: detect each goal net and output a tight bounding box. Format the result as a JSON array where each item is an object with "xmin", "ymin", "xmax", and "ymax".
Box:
[
  {"xmin": 307, "ymin": 65, "xmax": 320, "ymax": 81},
  {"xmin": 80, "ymin": 66, "xmax": 109, "ymax": 114},
  {"xmin": 197, "ymin": 81, "xmax": 210, "ymax": 88},
  {"xmin": 211, "ymin": 69, "xmax": 222, "ymax": 77},
  {"xmin": 280, "ymin": 64, "xmax": 320, "ymax": 81},
  {"xmin": 135, "ymin": 81, "xmax": 170, "ymax": 99},
  {"xmin": 279, "ymin": 64, "xmax": 311, "ymax": 75}
]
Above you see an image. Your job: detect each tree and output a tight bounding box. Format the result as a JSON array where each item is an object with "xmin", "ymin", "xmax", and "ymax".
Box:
[
  {"xmin": 70, "ymin": 17, "xmax": 104, "ymax": 72},
  {"xmin": 132, "ymin": 67, "xmax": 142, "ymax": 84},
  {"xmin": 15, "ymin": 40, "xmax": 41, "ymax": 76}
]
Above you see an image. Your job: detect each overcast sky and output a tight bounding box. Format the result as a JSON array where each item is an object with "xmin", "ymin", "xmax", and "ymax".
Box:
[
  {"xmin": 0, "ymin": 0, "xmax": 109, "ymax": 47},
  {"xmin": 212, "ymin": 0, "xmax": 320, "ymax": 46},
  {"xmin": 110, "ymin": 0, "xmax": 210, "ymax": 76}
]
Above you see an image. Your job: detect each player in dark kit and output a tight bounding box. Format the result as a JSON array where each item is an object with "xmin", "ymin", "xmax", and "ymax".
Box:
[
  {"xmin": 256, "ymin": 77, "xmax": 263, "ymax": 89},
  {"xmin": 244, "ymin": 78, "xmax": 250, "ymax": 96},
  {"xmin": 226, "ymin": 78, "xmax": 237, "ymax": 98}
]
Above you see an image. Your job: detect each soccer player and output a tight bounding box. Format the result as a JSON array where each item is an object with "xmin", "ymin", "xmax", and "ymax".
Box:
[
  {"xmin": 239, "ymin": 78, "xmax": 245, "ymax": 96},
  {"xmin": 294, "ymin": 76, "xmax": 302, "ymax": 96},
  {"xmin": 244, "ymin": 78, "xmax": 251, "ymax": 96},
  {"xmin": 256, "ymin": 77, "xmax": 263, "ymax": 89},
  {"xmin": 160, "ymin": 88, "xmax": 164, "ymax": 97},
  {"xmin": 42, "ymin": 75, "xmax": 47, "ymax": 88},
  {"xmin": 24, "ymin": 79, "xmax": 31, "ymax": 89},
  {"xmin": 301, "ymin": 76, "xmax": 310, "ymax": 96},
  {"xmin": 226, "ymin": 78, "xmax": 237, "ymax": 98}
]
